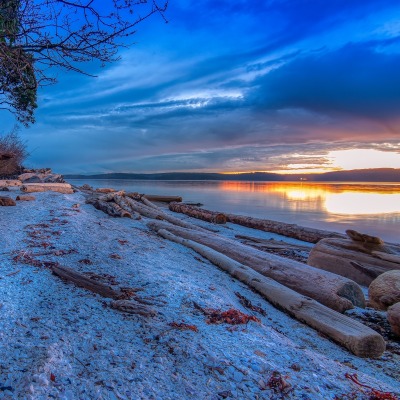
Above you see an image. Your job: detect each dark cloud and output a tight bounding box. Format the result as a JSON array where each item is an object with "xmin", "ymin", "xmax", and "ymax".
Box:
[{"xmin": 253, "ymin": 42, "xmax": 400, "ymax": 120}]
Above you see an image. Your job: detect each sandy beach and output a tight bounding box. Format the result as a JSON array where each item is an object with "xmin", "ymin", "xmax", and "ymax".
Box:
[{"xmin": 1, "ymin": 185, "xmax": 399, "ymax": 400}]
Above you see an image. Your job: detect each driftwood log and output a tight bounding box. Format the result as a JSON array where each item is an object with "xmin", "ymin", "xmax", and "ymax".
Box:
[
  {"xmin": 235, "ymin": 234, "xmax": 312, "ymax": 252},
  {"xmin": 156, "ymin": 228, "xmax": 385, "ymax": 358},
  {"xmin": 147, "ymin": 221, "xmax": 365, "ymax": 312},
  {"xmin": 112, "ymin": 195, "xmax": 141, "ymax": 220},
  {"xmin": 110, "ymin": 300, "xmax": 156, "ymax": 316},
  {"xmin": 144, "ymin": 194, "xmax": 182, "ymax": 203},
  {"xmin": 16, "ymin": 195, "xmax": 36, "ymax": 201},
  {"xmin": 141, "ymin": 196, "xmax": 160, "ymax": 210},
  {"xmin": 21, "ymin": 183, "xmax": 74, "ymax": 194},
  {"xmin": 169, "ymin": 202, "xmax": 227, "ymax": 224},
  {"xmin": 51, "ymin": 265, "xmax": 155, "ymax": 316},
  {"xmin": 167, "ymin": 203, "xmax": 345, "ymax": 243},
  {"xmin": 87, "ymin": 197, "xmax": 132, "ymax": 218},
  {"xmin": 0, "ymin": 179, "xmax": 21, "ymax": 187},
  {"xmin": 225, "ymin": 213, "xmax": 346, "ymax": 243},
  {"xmin": 51, "ymin": 265, "xmax": 124, "ymax": 299},
  {"xmin": 119, "ymin": 195, "xmax": 218, "ymax": 232},
  {"xmin": 0, "ymin": 196, "xmax": 16, "ymax": 206},
  {"xmin": 308, "ymin": 237, "xmax": 400, "ymax": 286}
]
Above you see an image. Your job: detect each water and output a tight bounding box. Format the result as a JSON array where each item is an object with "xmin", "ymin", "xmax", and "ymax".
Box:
[{"xmin": 70, "ymin": 179, "xmax": 400, "ymax": 243}]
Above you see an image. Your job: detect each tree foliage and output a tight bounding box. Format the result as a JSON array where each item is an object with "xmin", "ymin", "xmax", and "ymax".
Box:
[{"xmin": 0, "ymin": 0, "xmax": 168, "ymax": 126}]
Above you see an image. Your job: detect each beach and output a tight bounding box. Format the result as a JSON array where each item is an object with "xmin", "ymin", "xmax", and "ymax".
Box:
[{"xmin": 1, "ymin": 186, "xmax": 399, "ymax": 400}]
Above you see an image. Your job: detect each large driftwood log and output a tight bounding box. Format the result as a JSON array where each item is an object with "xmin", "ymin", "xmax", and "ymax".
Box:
[
  {"xmin": 121, "ymin": 195, "xmax": 218, "ymax": 232},
  {"xmin": 144, "ymin": 194, "xmax": 182, "ymax": 203},
  {"xmin": 141, "ymin": 196, "xmax": 160, "ymax": 210},
  {"xmin": 235, "ymin": 234, "xmax": 312, "ymax": 252},
  {"xmin": 0, "ymin": 179, "xmax": 21, "ymax": 187},
  {"xmin": 225, "ymin": 212, "xmax": 346, "ymax": 243},
  {"xmin": 21, "ymin": 183, "xmax": 74, "ymax": 194},
  {"xmin": 147, "ymin": 221, "xmax": 365, "ymax": 312},
  {"xmin": 51, "ymin": 265, "xmax": 123, "ymax": 299},
  {"xmin": 157, "ymin": 229, "xmax": 384, "ymax": 358},
  {"xmin": 308, "ymin": 238, "xmax": 400, "ymax": 286},
  {"xmin": 169, "ymin": 202, "xmax": 227, "ymax": 224}
]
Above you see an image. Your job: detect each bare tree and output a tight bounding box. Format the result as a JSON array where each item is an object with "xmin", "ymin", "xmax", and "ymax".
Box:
[{"xmin": 0, "ymin": 0, "xmax": 168, "ymax": 126}]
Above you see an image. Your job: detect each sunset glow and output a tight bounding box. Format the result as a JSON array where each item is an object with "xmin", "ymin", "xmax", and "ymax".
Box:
[{"xmin": 327, "ymin": 149, "xmax": 400, "ymax": 170}]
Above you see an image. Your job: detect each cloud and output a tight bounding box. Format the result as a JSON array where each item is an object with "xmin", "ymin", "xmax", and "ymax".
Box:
[{"xmin": 253, "ymin": 42, "xmax": 400, "ymax": 121}]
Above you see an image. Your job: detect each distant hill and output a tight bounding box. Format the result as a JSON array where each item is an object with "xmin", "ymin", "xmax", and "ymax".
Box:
[{"xmin": 65, "ymin": 168, "xmax": 400, "ymax": 182}]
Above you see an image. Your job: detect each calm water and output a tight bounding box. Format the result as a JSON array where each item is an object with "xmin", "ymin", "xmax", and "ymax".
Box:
[{"xmin": 70, "ymin": 180, "xmax": 400, "ymax": 243}]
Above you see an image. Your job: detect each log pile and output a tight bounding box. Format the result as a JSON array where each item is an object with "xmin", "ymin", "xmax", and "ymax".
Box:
[
  {"xmin": 154, "ymin": 228, "xmax": 384, "ymax": 358},
  {"xmin": 147, "ymin": 220, "xmax": 365, "ymax": 313},
  {"xmin": 78, "ymin": 184, "xmax": 394, "ymax": 357}
]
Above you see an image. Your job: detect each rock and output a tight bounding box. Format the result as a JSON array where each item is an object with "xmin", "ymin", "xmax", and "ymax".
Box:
[
  {"xmin": 16, "ymin": 195, "xmax": 36, "ymax": 201},
  {"xmin": 18, "ymin": 172, "xmax": 65, "ymax": 183},
  {"xmin": 1, "ymin": 187, "xmax": 9, "ymax": 191},
  {"xmin": 0, "ymin": 196, "xmax": 16, "ymax": 206},
  {"xmin": 387, "ymin": 302, "xmax": 400, "ymax": 336},
  {"xmin": 369, "ymin": 270, "xmax": 400, "ymax": 310}
]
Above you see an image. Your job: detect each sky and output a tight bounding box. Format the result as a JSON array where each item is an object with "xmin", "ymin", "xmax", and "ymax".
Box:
[{"xmin": 2, "ymin": 0, "xmax": 400, "ymax": 174}]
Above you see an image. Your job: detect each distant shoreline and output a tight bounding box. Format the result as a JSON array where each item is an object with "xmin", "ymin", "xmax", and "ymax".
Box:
[{"xmin": 65, "ymin": 168, "xmax": 400, "ymax": 182}]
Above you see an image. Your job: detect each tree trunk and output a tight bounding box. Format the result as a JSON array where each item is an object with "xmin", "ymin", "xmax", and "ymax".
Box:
[
  {"xmin": 224, "ymin": 212, "xmax": 346, "ymax": 243},
  {"xmin": 308, "ymin": 238, "xmax": 400, "ymax": 286},
  {"xmin": 51, "ymin": 265, "xmax": 123, "ymax": 299},
  {"xmin": 156, "ymin": 229, "xmax": 384, "ymax": 358},
  {"xmin": 21, "ymin": 183, "xmax": 74, "ymax": 194},
  {"xmin": 169, "ymin": 202, "xmax": 227, "ymax": 224},
  {"xmin": 147, "ymin": 221, "xmax": 365, "ymax": 312}
]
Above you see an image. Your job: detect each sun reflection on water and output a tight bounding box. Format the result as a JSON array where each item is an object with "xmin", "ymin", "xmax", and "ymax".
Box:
[{"xmin": 219, "ymin": 181, "xmax": 400, "ymax": 215}]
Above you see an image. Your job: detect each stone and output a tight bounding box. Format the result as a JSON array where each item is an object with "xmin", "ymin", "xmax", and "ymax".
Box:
[
  {"xmin": 0, "ymin": 196, "xmax": 16, "ymax": 206},
  {"xmin": 387, "ymin": 302, "xmax": 400, "ymax": 337},
  {"xmin": 368, "ymin": 270, "xmax": 400, "ymax": 310},
  {"xmin": 0, "ymin": 187, "xmax": 9, "ymax": 191},
  {"xmin": 16, "ymin": 195, "xmax": 36, "ymax": 201}
]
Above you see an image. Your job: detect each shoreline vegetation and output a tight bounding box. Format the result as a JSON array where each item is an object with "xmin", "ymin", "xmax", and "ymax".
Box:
[
  {"xmin": 64, "ymin": 167, "xmax": 400, "ymax": 182},
  {"xmin": 1, "ymin": 172, "xmax": 399, "ymax": 399}
]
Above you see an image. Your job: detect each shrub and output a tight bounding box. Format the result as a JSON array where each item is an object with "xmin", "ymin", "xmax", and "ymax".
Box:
[{"xmin": 0, "ymin": 127, "xmax": 28, "ymax": 177}]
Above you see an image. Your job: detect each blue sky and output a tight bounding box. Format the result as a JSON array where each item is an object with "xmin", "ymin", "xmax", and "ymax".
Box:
[{"xmin": 2, "ymin": 0, "xmax": 400, "ymax": 174}]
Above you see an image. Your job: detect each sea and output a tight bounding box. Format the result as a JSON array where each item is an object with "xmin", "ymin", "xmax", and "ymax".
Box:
[{"xmin": 69, "ymin": 179, "xmax": 400, "ymax": 244}]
